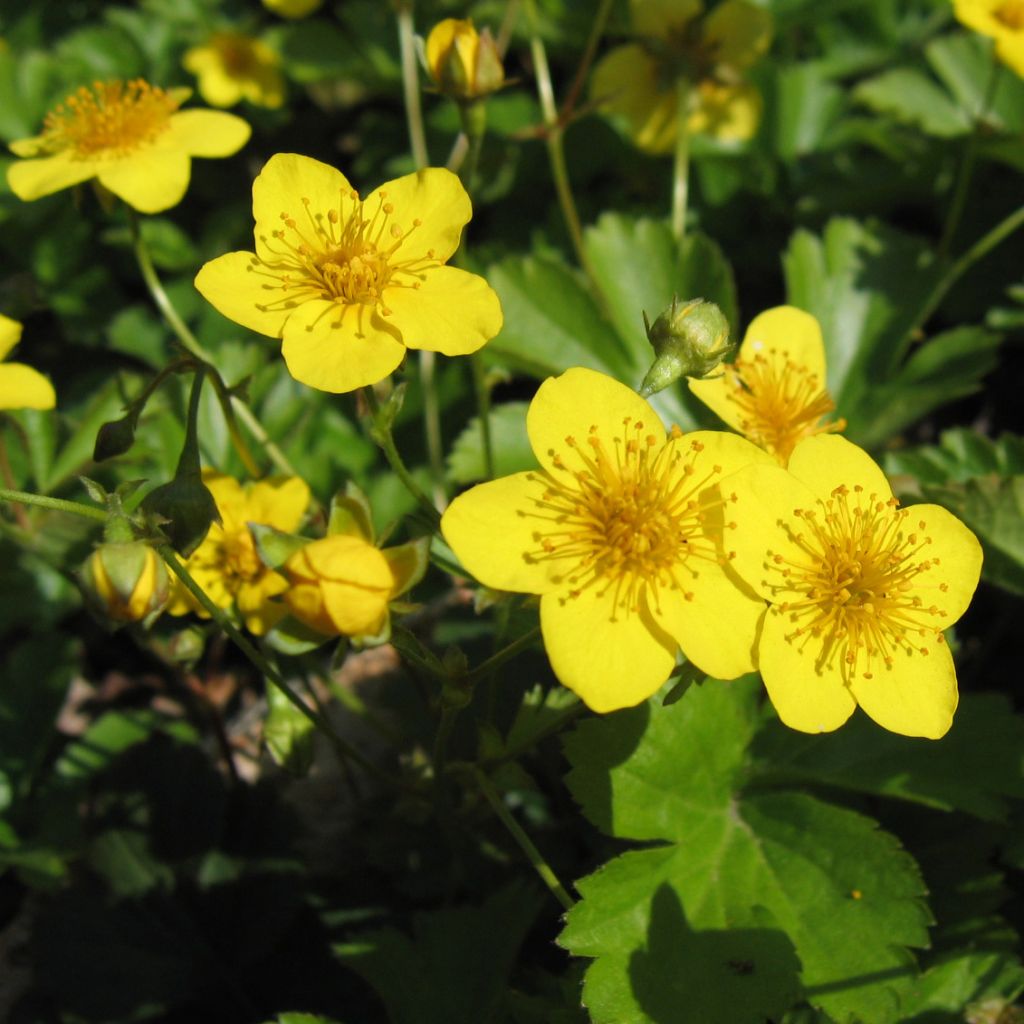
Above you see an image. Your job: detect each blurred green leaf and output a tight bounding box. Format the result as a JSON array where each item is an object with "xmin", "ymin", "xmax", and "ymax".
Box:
[
  {"xmin": 447, "ymin": 401, "xmax": 534, "ymax": 485},
  {"xmin": 854, "ymin": 68, "xmax": 970, "ymax": 137},
  {"xmin": 264, "ymin": 684, "xmax": 316, "ymax": 777},
  {"xmin": 772, "ymin": 62, "xmax": 844, "ymax": 160}
]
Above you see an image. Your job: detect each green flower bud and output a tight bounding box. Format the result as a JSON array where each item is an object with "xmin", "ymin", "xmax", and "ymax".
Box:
[
  {"xmin": 639, "ymin": 297, "xmax": 733, "ymax": 398},
  {"xmin": 81, "ymin": 541, "xmax": 169, "ymax": 624},
  {"xmin": 141, "ymin": 470, "xmax": 220, "ymax": 557},
  {"xmin": 93, "ymin": 413, "xmax": 138, "ymax": 462}
]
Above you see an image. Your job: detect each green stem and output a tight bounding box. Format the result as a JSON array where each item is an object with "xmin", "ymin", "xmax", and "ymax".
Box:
[
  {"xmin": 396, "ymin": 1, "xmax": 429, "ymax": 170},
  {"xmin": 364, "ymin": 387, "xmax": 442, "ymax": 529},
  {"xmin": 484, "ymin": 698, "xmax": 583, "ymax": 767},
  {"xmin": 466, "ymin": 625, "xmax": 541, "ymax": 686},
  {"xmin": 205, "ymin": 368, "xmax": 262, "ymax": 478},
  {"xmin": 558, "ymin": 0, "xmax": 615, "ymax": 124},
  {"xmin": 0, "ymin": 488, "xmax": 107, "ymax": 522},
  {"xmin": 419, "ymin": 351, "xmax": 448, "ymax": 508},
  {"xmin": 475, "ymin": 768, "xmax": 575, "ymax": 911},
  {"xmin": 671, "ymin": 78, "xmax": 691, "ymax": 242},
  {"xmin": 471, "ymin": 353, "xmax": 495, "ymax": 480}
]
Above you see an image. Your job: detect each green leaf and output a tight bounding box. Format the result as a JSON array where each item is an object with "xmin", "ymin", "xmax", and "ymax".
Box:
[
  {"xmin": 885, "ymin": 428, "xmax": 1024, "ymax": 486},
  {"xmin": 327, "ymin": 482, "xmax": 375, "ymax": 541},
  {"xmin": 561, "ymin": 680, "xmax": 932, "ymax": 1024},
  {"xmin": 853, "ymin": 68, "xmax": 970, "ymax": 138},
  {"xmin": 447, "ymin": 401, "xmax": 534, "ymax": 485},
  {"xmin": 263, "ymin": 684, "xmax": 316, "ymax": 777},
  {"xmin": 250, "ymin": 523, "xmax": 308, "ymax": 570},
  {"xmin": 263, "ymin": 616, "xmax": 330, "ymax": 655},
  {"xmin": 772, "ymin": 62, "xmax": 844, "ymax": 161}
]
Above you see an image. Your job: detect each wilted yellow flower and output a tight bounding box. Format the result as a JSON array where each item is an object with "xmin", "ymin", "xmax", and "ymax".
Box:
[
  {"xmin": 183, "ymin": 32, "xmax": 285, "ymax": 110},
  {"xmin": 82, "ymin": 541, "xmax": 169, "ymax": 624},
  {"xmin": 195, "ymin": 153, "xmax": 503, "ymax": 393},
  {"xmin": 728, "ymin": 435, "xmax": 983, "ymax": 738},
  {"xmin": 6, "ymin": 79, "xmax": 250, "ymax": 213},
  {"xmin": 591, "ymin": 0, "xmax": 772, "ymax": 153},
  {"xmin": 425, "ymin": 18, "xmax": 505, "ymax": 101},
  {"xmin": 168, "ymin": 472, "xmax": 310, "ymax": 635},
  {"xmin": 689, "ymin": 306, "xmax": 844, "ymax": 466},
  {"xmin": 262, "ymin": 0, "xmax": 322, "ymax": 17},
  {"xmin": 0, "ymin": 314, "xmax": 55, "ymax": 411},
  {"xmin": 954, "ymin": 0, "xmax": 1024, "ymax": 76},
  {"xmin": 442, "ymin": 367, "xmax": 773, "ymax": 712}
]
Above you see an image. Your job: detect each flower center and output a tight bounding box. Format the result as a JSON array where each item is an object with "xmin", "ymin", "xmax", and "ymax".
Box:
[
  {"xmin": 251, "ymin": 188, "xmax": 436, "ymax": 333},
  {"xmin": 995, "ymin": 0, "xmax": 1024, "ymax": 29},
  {"xmin": 221, "ymin": 529, "xmax": 263, "ymax": 584},
  {"xmin": 519, "ymin": 420, "xmax": 735, "ymax": 620},
  {"xmin": 42, "ymin": 80, "xmax": 179, "ymax": 158},
  {"xmin": 213, "ymin": 33, "xmax": 264, "ymax": 76},
  {"xmin": 763, "ymin": 484, "xmax": 950, "ymax": 680},
  {"xmin": 724, "ymin": 349, "xmax": 845, "ymax": 464}
]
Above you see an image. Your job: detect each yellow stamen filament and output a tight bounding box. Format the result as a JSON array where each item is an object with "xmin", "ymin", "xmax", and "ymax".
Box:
[
  {"xmin": 518, "ymin": 420, "xmax": 733, "ymax": 621},
  {"xmin": 995, "ymin": 0, "xmax": 1024, "ymax": 29},
  {"xmin": 724, "ymin": 348, "xmax": 845, "ymax": 464},
  {"xmin": 762, "ymin": 485, "xmax": 948, "ymax": 681},
  {"xmin": 42, "ymin": 80, "xmax": 180, "ymax": 159}
]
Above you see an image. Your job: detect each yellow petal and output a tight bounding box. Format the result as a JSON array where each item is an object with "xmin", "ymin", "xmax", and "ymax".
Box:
[
  {"xmin": 0, "ymin": 314, "xmax": 23, "ymax": 360},
  {"xmin": 236, "ymin": 572, "xmax": 289, "ymax": 635},
  {"xmin": 526, "ymin": 367, "xmax": 665, "ymax": 476},
  {"xmin": 194, "ymin": 251, "xmax": 292, "ymax": 338},
  {"xmin": 688, "ymin": 81, "xmax": 762, "ymax": 142},
  {"xmin": 321, "ymin": 580, "xmax": 390, "ymax": 635},
  {"xmin": 849, "ymin": 641, "xmax": 958, "ymax": 739},
  {"xmin": 758, "ymin": 609, "xmax": 857, "ymax": 733},
  {"xmin": 301, "ymin": 535, "xmax": 394, "ymax": 589},
  {"xmin": 540, "ymin": 587, "xmax": 677, "ymax": 711},
  {"xmin": 687, "ymin": 373, "xmax": 744, "ymax": 434},
  {"xmin": 245, "ymin": 476, "xmax": 310, "ymax": 532},
  {"xmin": 96, "ymin": 149, "xmax": 191, "ymax": 214},
  {"xmin": 442, "ymin": 472, "xmax": 563, "ymax": 594},
  {"xmin": 6, "ymin": 151, "xmax": 99, "ymax": 202},
  {"xmin": 996, "ymin": 35, "xmax": 1024, "ymax": 76},
  {"xmin": 786, "ymin": 435, "xmax": 892, "ymax": 503},
  {"xmin": 162, "ymin": 109, "xmax": 251, "ymax": 157},
  {"xmin": 382, "ymin": 265, "xmax": 502, "ymax": 357},
  {"xmin": 366, "ymin": 167, "xmax": 471, "ymax": 265},
  {"xmin": 425, "ymin": 19, "xmax": 463, "ymax": 80},
  {"xmin": 381, "ymin": 540, "xmax": 428, "ymax": 598},
  {"xmin": 910, "ymin": 504, "xmax": 983, "ymax": 625},
  {"xmin": 0, "ymin": 363, "xmax": 56, "ymax": 410},
  {"xmin": 187, "ymin": 58, "xmax": 245, "ymax": 109},
  {"xmin": 629, "ymin": 0, "xmax": 702, "ymax": 37},
  {"xmin": 203, "ymin": 472, "xmax": 247, "ymax": 528},
  {"xmin": 591, "ymin": 45, "xmax": 677, "ymax": 154},
  {"xmin": 701, "ymin": 0, "xmax": 772, "ymax": 69},
  {"xmin": 740, "ymin": 305, "xmax": 826, "ymax": 382},
  {"xmin": 280, "ymin": 298, "xmax": 406, "ymax": 392}
]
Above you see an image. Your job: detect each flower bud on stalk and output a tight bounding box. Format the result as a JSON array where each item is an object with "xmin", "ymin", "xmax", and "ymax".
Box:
[
  {"xmin": 81, "ymin": 541, "xmax": 169, "ymax": 624},
  {"xmin": 639, "ymin": 297, "xmax": 733, "ymax": 397},
  {"xmin": 425, "ymin": 19, "xmax": 505, "ymax": 101}
]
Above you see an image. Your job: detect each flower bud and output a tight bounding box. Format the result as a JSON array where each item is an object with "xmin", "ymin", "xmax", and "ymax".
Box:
[
  {"xmin": 82, "ymin": 542, "xmax": 169, "ymax": 624},
  {"xmin": 141, "ymin": 470, "xmax": 219, "ymax": 557},
  {"xmin": 425, "ymin": 19, "xmax": 505, "ymax": 101},
  {"xmin": 93, "ymin": 413, "xmax": 138, "ymax": 462},
  {"xmin": 639, "ymin": 297, "xmax": 733, "ymax": 397}
]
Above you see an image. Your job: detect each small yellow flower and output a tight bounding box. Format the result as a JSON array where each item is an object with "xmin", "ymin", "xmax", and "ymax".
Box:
[
  {"xmin": 183, "ymin": 32, "xmax": 285, "ymax": 110},
  {"xmin": 7, "ymin": 79, "xmax": 250, "ymax": 213},
  {"xmin": 425, "ymin": 18, "xmax": 505, "ymax": 101},
  {"xmin": 262, "ymin": 0, "xmax": 323, "ymax": 17},
  {"xmin": 168, "ymin": 472, "xmax": 310, "ymax": 635},
  {"xmin": 0, "ymin": 314, "xmax": 56, "ymax": 410},
  {"xmin": 954, "ymin": 0, "xmax": 1024, "ymax": 77},
  {"xmin": 689, "ymin": 306, "xmax": 844, "ymax": 466},
  {"xmin": 727, "ymin": 435, "xmax": 983, "ymax": 738},
  {"xmin": 441, "ymin": 367, "xmax": 774, "ymax": 712},
  {"xmin": 82, "ymin": 541, "xmax": 170, "ymax": 624},
  {"xmin": 195, "ymin": 153, "xmax": 503, "ymax": 393},
  {"xmin": 591, "ymin": 0, "xmax": 772, "ymax": 153}
]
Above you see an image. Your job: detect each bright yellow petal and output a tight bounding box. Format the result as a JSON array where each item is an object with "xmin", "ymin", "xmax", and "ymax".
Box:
[
  {"xmin": 995, "ymin": 35, "xmax": 1024, "ymax": 76},
  {"xmin": 366, "ymin": 167, "xmax": 471, "ymax": 265},
  {"xmin": 194, "ymin": 251, "xmax": 292, "ymax": 338},
  {"xmin": 739, "ymin": 305, "xmax": 826, "ymax": 382},
  {"xmin": 786, "ymin": 435, "xmax": 892, "ymax": 503},
  {"xmin": 591, "ymin": 45, "xmax": 678, "ymax": 154},
  {"xmin": 689, "ymin": 81, "xmax": 762, "ymax": 142},
  {"xmin": 442, "ymin": 472, "xmax": 563, "ymax": 594},
  {"xmin": 701, "ymin": 0, "xmax": 772, "ymax": 69},
  {"xmin": 0, "ymin": 363, "xmax": 56, "ymax": 410},
  {"xmin": 237, "ymin": 572, "xmax": 289, "ymax": 635},
  {"xmin": 910, "ymin": 504, "xmax": 983, "ymax": 624},
  {"xmin": 96, "ymin": 149, "xmax": 190, "ymax": 214},
  {"xmin": 321, "ymin": 580, "xmax": 390, "ymax": 635},
  {"xmin": 280, "ymin": 298, "xmax": 406, "ymax": 392},
  {"xmin": 302, "ymin": 535, "xmax": 393, "ymax": 589},
  {"xmin": 190, "ymin": 63, "xmax": 245, "ymax": 109},
  {"xmin": 382, "ymin": 265, "xmax": 502, "ymax": 356},
  {"xmin": 540, "ymin": 587, "xmax": 677, "ymax": 711},
  {"xmin": 6, "ymin": 151, "xmax": 99, "ymax": 202},
  {"xmin": 188, "ymin": 559, "xmax": 233, "ymax": 610},
  {"xmin": 629, "ymin": 0, "xmax": 702, "ymax": 37},
  {"xmin": 382, "ymin": 540, "xmax": 428, "ymax": 598},
  {"xmin": 203, "ymin": 473, "xmax": 247, "ymax": 529},
  {"xmin": 687, "ymin": 373, "xmax": 744, "ymax": 434},
  {"xmin": 849, "ymin": 640, "xmax": 958, "ymax": 739},
  {"xmin": 0, "ymin": 314, "xmax": 23, "ymax": 360},
  {"xmin": 245, "ymin": 477, "xmax": 310, "ymax": 532},
  {"xmin": 162, "ymin": 109, "xmax": 250, "ymax": 157},
  {"xmin": 526, "ymin": 367, "xmax": 665, "ymax": 476},
  {"xmin": 758, "ymin": 609, "xmax": 857, "ymax": 733}
]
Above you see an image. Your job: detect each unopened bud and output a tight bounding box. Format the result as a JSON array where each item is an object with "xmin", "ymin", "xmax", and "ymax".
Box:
[
  {"xmin": 93, "ymin": 413, "xmax": 138, "ymax": 462},
  {"xmin": 81, "ymin": 541, "xmax": 169, "ymax": 624},
  {"xmin": 141, "ymin": 471, "xmax": 219, "ymax": 557},
  {"xmin": 425, "ymin": 19, "xmax": 505, "ymax": 101},
  {"xmin": 639, "ymin": 297, "xmax": 733, "ymax": 397}
]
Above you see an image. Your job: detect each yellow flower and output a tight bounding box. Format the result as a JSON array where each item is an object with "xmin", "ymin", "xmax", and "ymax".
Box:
[
  {"xmin": 82, "ymin": 541, "xmax": 170, "ymax": 624},
  {"xmin": 183, "ymin": 32, "xmax": 285, "ymax": 110},
  {"xmin": 425, "ymin": 18, "xmax": 505, "ymax": 101},
  {"xmin": 168, "ymin": 472, "xmax": 310, "ymax": 635},
  {"xmin": 441, "ymin": 367, "xmax": 773, "ymax": 712},
  {"xmin": 954, "ymin": 0, "xmax": 1024, "ymax": 77},
  {"xmin": 727, "ymin": 435, "xmax": 983, "ymax": 738},
  {"xmin": 689, "ymin": 306, "xmax": 844, "ymax": 466},
  {"xmin": 194, "ymin": 153, "xmax": 503, "ymax": 393},
  {"xmin": 262, "ymin": 0, "xmax": 323, "ymax": 17},
  {"xmin": 591, "ymin": 0, "xmax": 771, "ymax": 153},
  {"xmin": 0, "ymin": 314, "xmax": 56, "ymax": 410},
  {"xmin": 6, "ymin": 79, "xmax": 250, "ymax": 213},
  {"xmin": 283, "ymin": 530, "xmax": 428, "ymax": 641}
]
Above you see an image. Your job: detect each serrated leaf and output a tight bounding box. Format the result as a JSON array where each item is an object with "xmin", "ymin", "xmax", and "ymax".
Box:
[
  {"xmin": 884, "ymin": 429, "xmax": 1024, "ymax": 486},
  {"xmin": 854, "ymin": 67, "xmax": 970, "ymax": 138},
  {"xmin": 447, "ymin": 401, "xmax": 534, "ymax": 485},
  {"xmin": 561, "ymin": 680, "xmax": 932, "ymax": 1024}
]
